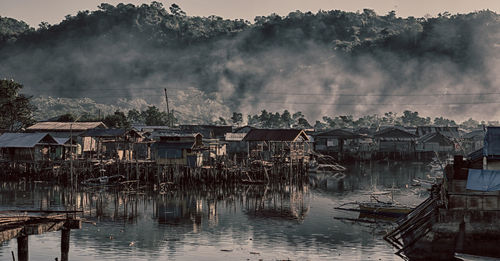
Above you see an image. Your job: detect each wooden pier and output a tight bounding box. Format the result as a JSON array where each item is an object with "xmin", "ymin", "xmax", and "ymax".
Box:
[
  {"xmin": 0, "ymin": 211, "xmax": 82, "ymax": 261},
  {"xmin": 385, "ymin": 155, "xmax": 500, "ymax": 260},
  {"xmin": 0, "ymin": 158, "xmax": 309, "ymax": 189}
]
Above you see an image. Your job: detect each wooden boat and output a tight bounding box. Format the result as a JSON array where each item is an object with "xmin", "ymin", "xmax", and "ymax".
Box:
[
  {"xmin": 358, "ymin": 202, "xmax": 412, "ymax": 218},
  {"xmin": 82, "ymin": 175, "xmax": 126, "ymax": 186},
  {"xmin": 335, "ymin": 194, "xmax": 413, "ymax": 219},
  {"xmin": 309, "ymin": 163, "xmax": 346, "ymax": 174}
]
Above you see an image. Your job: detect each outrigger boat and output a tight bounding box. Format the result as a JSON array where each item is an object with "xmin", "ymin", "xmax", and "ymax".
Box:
[
  {"xmin": 309, "ymin": 163, "xmax": 346, "ymax": 173},
  {"xmin": 335, "ymin": 195, "xmax": 413, "ymax": 219},
  {"xmin": 358, "ymin": 201, "xmax": 412, "ymax": 218},
  {"xmin": 81, "ymin": 175, "xmax": 126, "ymax": 186}
]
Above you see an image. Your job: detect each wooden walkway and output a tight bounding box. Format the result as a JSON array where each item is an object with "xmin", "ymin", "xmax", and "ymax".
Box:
[{"xmin": 0, "ymin": 211, "xmax": 82, "ymax": 261}]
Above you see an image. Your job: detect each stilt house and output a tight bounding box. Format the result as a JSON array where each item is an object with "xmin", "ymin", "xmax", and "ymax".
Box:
[
  {"xmin": 243, "ymin": 129, "xmax": 310, "ymax": 161},
  {"xmin": 151, "ymin": 131, "xmax": 203, "ymax": 167},
  {"xmin": 0, "ymin": 133, "xmax": 59, "ymax": 162}
]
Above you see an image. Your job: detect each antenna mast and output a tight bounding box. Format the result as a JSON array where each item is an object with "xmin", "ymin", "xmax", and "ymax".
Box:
[{"xmin": 164, "ymin": 88, "xmax": 171, "ymax": 127}]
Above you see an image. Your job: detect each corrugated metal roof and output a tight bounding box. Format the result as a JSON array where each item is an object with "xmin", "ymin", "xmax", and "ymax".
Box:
[
  {"xmin": 468, "ymin": 148, "xmax": 484, "ymax": 161},
  {"xmin": 225, "ymin": 133, "xmax": 246, "ymax": 141},
  {"xmin": 314, "ymin": 129, "xmax": 361, "ymax": 139},
  {"xmin": 416, "ymin": 126, "xmax": 459, "ymax": 138},
  {"xmin": 81, "ymin": 128, "xmax": 127, "ymax": 137},
  {"xmin": 153, "ymin": 142, "xmax": 194, "ymax": 150},
  {"xmin": 150, "ymin": 130, "xmax": 201, "ymax": 138},
  {"xmin": 27, "ymin": 122, "xmax": 107, "ymax": 131},
  {"xmin": 463, "ymin": 129, "xmax": 485, "ymax": 139},
  {"xmin": 54, "ymin": 137, "xmax": 70, "ymax": 145},
  {"xmin": 418, "ymin": 132, "xmax": 453, "ymax": 145},
  {"xmin": 0, "ymin": 133, "xmax": 58, "ymax": 148},
  {"xmin": 243, "ymin": 129, "xmax": 309, "ymax": 142},
  {"xmin": 131, "ymin": 125, "xmax": 172, "ymax": 132},
  {"xmin": 374, "ymin": 127, "xmax": 417, "ymax": 139}
]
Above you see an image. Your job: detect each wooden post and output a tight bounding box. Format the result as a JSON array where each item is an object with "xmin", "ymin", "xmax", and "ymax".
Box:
[
  {"xmin": 61, "ymin": 228, "xmax": 70, "ymax": 261},
  {"xmin": 17, "ymin": 235, "xmax": 28, "ymax": 261}
]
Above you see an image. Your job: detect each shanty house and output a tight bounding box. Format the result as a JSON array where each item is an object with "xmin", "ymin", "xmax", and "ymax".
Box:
[
  {"xmin": 313, "ymin": 129, "xmax": 363, "ymax": 153},
  {"xmin": 26, "ymin": 121, "xmax": 107, "ymax": 153},
  {"xmin": 202, "ymin": 138, "xmax": 227, "ymax": 164},
  {"xmin": 462, "ymin": 129, "xmax": 485, "ymax": 155},
  {"xmin": 80, "ymin": 129, "xmax": 148, "ymax": 160},
  {"xmin": 79, "ymin": 129, "xmax": 126, "ymax": 159},
  {"xmin": 374, "ymin": 127, "xmax": 417, "ymax": 156},
  {"xmin": 26, "ymin": 121, "xmax": 107, "ymax": 136},
  {"xmin": 179, "ymin": 125, "xmax": 232, "ymax": 139},
  {"xmin": 416, "ymin": 132, "xmax": 455, "ymax": 154},
  {"xmin": 468, "ymin": 127, "xmax": 500, "ymax": 170},
  {"xmin": 151, "ymin": 131, "xmax": 203, "ymax": 167},
  {"xmin": 0, "ymin": 133, "xmax": 59, "ymax": 161},
  {"xmin": 225, "ymin": 133, "xmax": 248, "ymax": 162},
  {"xmin": 53, "ymin": 137, "xmax": 80, "ymax": 160},
  {"xmin": 243, "ymin": 129, "xmax": 310, "ymax": 161},
  {"xmin": 416, "ymin": 126, "xmax": 460, "ymax": 139}
]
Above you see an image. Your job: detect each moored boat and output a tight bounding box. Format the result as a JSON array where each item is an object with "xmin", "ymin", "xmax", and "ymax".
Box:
[{"xmin": 358, "ymin": 202, "xmax": 412, "ymax": 218}]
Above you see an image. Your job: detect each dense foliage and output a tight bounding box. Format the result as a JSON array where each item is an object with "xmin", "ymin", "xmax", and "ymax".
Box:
[
  {"xmin": 0, "ymin": 79, "xmax": 36, "ymax": 131},
  {"xmin": 240, "ymin": 109, "xmax": 485, "ymax": 130},
  {"xmin": 0, "ymin": 3, "xmax": 498, "ymax": 122}
]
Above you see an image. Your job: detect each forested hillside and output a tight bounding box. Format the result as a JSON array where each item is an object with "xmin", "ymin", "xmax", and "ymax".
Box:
[{"xmin": 0, "ymin": 3, "xmax": 498, "ymax": 122}]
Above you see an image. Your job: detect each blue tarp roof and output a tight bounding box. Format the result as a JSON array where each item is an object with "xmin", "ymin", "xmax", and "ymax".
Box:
[
  {"xmin": 466, "ymin": 169, "xmax": 500, "ymax": 191},
  {"xmin": 484, "ymin": 127, "xmax": 500, "ymax": 156},
  {"xmin": 0, "ymin": 133, "xmax": 58, "ymax": 148}
]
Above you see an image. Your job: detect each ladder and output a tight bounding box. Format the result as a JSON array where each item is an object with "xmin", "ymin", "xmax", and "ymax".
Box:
[{"xmin": 384, "ymin": 195, "xmax": 439, "ymax": 260}]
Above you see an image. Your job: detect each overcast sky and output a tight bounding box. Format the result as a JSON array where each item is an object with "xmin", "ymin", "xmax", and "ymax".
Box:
[{"xmin": 1, "ymin": 0, "xmax": 499, "ymax": 27}]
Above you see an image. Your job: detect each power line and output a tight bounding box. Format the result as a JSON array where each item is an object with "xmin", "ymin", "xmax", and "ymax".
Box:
[
  {"xmin": 264, "ymin": 101, "xmax": 500, "ymax": 106},
  {"xmin": 260, "ymin": 91, "xmax": 500, "ymax": 97},
  {"xmin": 28, "ymin": 87, "xmax": 500, "ymax": 97}
]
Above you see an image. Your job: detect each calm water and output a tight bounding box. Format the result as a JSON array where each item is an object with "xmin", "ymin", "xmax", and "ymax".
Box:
[{"xmin": 0, "ymin": 161, "xmax": 432, "ymax": 261}]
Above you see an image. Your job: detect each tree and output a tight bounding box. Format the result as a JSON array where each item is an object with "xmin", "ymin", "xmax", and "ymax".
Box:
[
  {"xmin": 142, "ymin": 106, "xmax": 168, "ymax": 126},
  {"xmin": 281, "ymin": 110, "xmax": 293, "ymax": 128},
  {"xmin": 230, "ymin": 112, "xmax": 243, "ymax": 126},
  {"xmin": 322, "ymin": 116, "xmax": 336, "ymax": 129},
  {"xmin": 314, "ymin": 120, "xmax": 327, "ymax": 131},
  {"xmin": 127, "ymin": 109, "xmax": 143, "ymax": 123},
  {"xmin": 460, "ymin": 118, "xmax": 480, "ymax": 129},
  {"xmin": 258, "ymin": 110, "xmax": 271, "ymax": 127},
  {"xmin": 247, "ymin": 114, "xmax": 260, "ymax": 126},
  {"xmin": 433, "ymin": 117, "xmax": 457, "ymax": 126},
  {"xmin": 38, "ymin": 21, "xmax": 51, "ymax": 30},
  {"xmin": 0, "ymin": 79, "xmax": 36, "ymax": 131},
  {"xmin": 169, "ymin": 4, "xmax": 186, "ymax": 16},
  {"xmin": 57, "ymin": 113, "xmax": 76, "ymax": 122},
  {"xmin": 217, "ymin": 117, "xmax": 227, "ymax": 125},
  {"xmin": 297, "ymin": 118, "xmax": 312, "ymax": 129},
  {"xmin": 103, "ymin": 110, "xmax": 130, "ymax": 128},
  {"xmin": 401, "ymin": 110, "xmax": 430, "ymax": 126}
]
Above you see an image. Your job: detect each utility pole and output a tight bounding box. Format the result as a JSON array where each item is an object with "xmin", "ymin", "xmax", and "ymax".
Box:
[
  {"xmin": 164, "ymin": 88, "xmax": 171, "ymax": 127},
  {"xmin": 70, "ymin": 115, "xmax": 82, "ymax": 188},
  {"xmin": 70, "ymin": 123, "xmax": 73, "ymax": 186}
]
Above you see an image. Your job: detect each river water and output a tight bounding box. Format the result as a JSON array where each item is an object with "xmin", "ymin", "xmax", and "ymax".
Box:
[{"xmin": 0, "ymin": 161, "xmax": 433, "ymax": 261}]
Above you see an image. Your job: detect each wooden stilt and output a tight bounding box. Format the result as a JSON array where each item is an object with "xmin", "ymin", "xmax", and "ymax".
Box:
[
  {"xmin": 61, "ymin": 228, "xmax": 70, "ymax": 261},
  {"xmin": 17, "ymin": 235, "xmax": 28, "ymax": 261}
]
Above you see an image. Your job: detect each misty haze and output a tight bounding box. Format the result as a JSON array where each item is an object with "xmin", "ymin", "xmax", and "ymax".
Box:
[
  {"xmin": 1, "ymin": 1, "xmax": 500, "ymax": 261},
  {"xmin": 0, "ymin": 3, "xmax": 499, "ymax": 124}
]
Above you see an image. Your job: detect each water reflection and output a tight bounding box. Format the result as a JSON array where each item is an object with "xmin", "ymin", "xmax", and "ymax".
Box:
[{"xmin": 0, "ymin": 161, "xmax": 431, "ymax": 260}]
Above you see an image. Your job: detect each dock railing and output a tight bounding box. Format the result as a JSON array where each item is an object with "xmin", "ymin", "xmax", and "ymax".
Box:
[{"xmin": 384, "ymin": 193, "xmax": 439, "ymax": 260}]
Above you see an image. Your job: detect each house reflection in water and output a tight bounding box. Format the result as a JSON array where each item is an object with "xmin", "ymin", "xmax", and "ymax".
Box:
[
  {"xmin": 243, "ymin": 185, "xmax": 310, "ymax": 223},
  {"xmin": 156, "ymin": 195, "xmax": 214, "ymax": 232}
]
